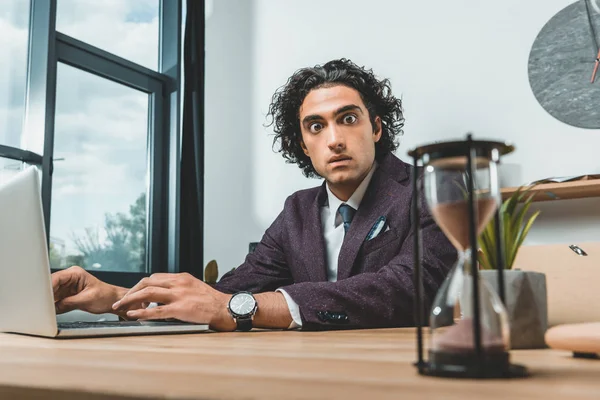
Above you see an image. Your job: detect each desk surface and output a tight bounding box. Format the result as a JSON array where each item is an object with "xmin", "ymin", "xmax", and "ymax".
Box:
[{"xmin": 1, "ymin": 328, "xmax": 599, "ymax": 399}]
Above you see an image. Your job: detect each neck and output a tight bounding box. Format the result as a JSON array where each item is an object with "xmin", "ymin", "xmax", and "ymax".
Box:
[
  {"xmin": 327, "ymin": 182, "xmax": 358, "ymax": 202},
  {"xmin": 327, "ymin": 165, "xmax": 373, "ymax": 202}
]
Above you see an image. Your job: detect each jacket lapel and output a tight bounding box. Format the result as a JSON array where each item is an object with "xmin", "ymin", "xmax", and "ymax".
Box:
[
  {"xmin": 336, "ymin": 154, "xmax": 410, "ymax": 280},
  {"xmin": 301, "ymin": 182, "xmax": 328, "ymax": 282}
]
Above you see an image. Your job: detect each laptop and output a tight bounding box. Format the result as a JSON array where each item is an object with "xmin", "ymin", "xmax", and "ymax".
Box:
[
  {"xmin": 512, "ymin": 242, "xmax": 600, "ymax": 328},
  {"xmin": 0, "ymin": 166, "xmax": 209, "ymax": 338}
]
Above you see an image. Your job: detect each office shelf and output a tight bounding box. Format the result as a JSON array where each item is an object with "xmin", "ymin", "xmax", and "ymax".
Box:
[{"xmin": 501, "ymin": 180, "xmax": 600, "ymax": 202}]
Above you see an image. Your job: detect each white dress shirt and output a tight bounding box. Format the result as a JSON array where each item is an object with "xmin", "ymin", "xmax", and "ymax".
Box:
[{"xmin": 278, "ymin": 162, "xmax": 378, "ymax": 329}]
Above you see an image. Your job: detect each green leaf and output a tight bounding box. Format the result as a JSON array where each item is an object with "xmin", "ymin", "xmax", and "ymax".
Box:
[
  {"xmin": 478, "ymin": 248, "xmax": 493, "ymax": 270},
  {"xmin": 477, "ymin": 184, "xmax": 541, "ymax": 270},
  {"xmin": 502, "ymin": 208, "xmax": 515, "ymax": 270},
  {"xmin": 510, "ymin": 210, "xmax": 540, "ymax": 267},
  {"xmin": 479, "ymin": 221, "xmax": 496, "ymax": 268},
  {"xmin": 508, "ymin": 196, "xmax": 533, "ymax": 265},
  {"xmin": 504, "ymin": 187, "xmax": 521, "ymax": 216}
]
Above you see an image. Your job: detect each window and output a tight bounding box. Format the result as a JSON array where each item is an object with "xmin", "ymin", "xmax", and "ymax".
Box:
[
  {"xmin": 0, "ymin": 158, "xmax": 26, "ymax": 185},
  {"xmin": 56, "ymin": 0, "xmax": 159, "ymax": 70},
  {"xmin": 0, "ymin": 1, "xmax": 43, "ymax": 196},
  {"xmin": 20, "ymin": 0, "xmax": 183, "ymax": 287},
  {"xmin": 50, "ymin": 64, "xmax": 149, "ymax": 273},
  {"xmin": 0, "ymin": 0, "xmax": 31, "ymax": 149}
]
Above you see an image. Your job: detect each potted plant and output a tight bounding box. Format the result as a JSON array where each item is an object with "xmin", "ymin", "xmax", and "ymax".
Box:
[{"xmin": 478, "ymin": 186, "xmax": 548, "ymax": 349}]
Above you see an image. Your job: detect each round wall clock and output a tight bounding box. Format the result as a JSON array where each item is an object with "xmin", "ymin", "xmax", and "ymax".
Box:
[{"xmin": 528, "ymin": 0, "xmax": 600, "ymax": 129}]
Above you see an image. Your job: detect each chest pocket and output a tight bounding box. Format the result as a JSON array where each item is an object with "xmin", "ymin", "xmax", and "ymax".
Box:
[
  {"xmin": 354, "ymin": 228, "xmax": 403, "ymax": 275},
  {"xmin": 361, "ymin": 228, "xmax": 400, "ymax": 254}
]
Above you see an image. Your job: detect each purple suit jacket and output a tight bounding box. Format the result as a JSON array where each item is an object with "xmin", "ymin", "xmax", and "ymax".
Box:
[{"xmin": 215, "ymin": 153, "xmax": 456, "ymax": 330}]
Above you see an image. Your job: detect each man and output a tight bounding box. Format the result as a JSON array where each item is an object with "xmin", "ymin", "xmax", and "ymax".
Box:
[{"xmin": 52, "ymin": 59, "xmax": 456, "ymax": 331}]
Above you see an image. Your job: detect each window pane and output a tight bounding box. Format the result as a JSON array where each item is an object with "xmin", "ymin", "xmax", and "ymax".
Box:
[
  {"xmin": 56, "ymin": 0, "xmax": 159, "ymax": 70},
  {"xmin": 0, "ymin": 158, "xmax": 26, "ymax": 186},
  {"xmin": 0, "ymin": 1, "xmax": 30, "ymax": 148},
  {"xmin": 50, "ymin": 64, "xmax": 149, "ymax": 273}
]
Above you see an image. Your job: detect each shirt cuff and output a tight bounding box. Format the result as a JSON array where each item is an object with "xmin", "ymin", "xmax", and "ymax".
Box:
[{"xmin": 276, "ymin": 289, "xmax": 302, "ymax": 329}]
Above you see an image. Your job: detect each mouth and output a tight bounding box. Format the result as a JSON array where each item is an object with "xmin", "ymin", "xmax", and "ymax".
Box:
[{"xmin": 328, "ymin": 155, "xmax": 352, "ymax": 166}]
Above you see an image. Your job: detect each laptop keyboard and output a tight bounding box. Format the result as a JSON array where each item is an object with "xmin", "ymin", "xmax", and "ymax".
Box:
[{"xmin": 58, "ymin": 321, "xmax": 188, "ymax": 329}]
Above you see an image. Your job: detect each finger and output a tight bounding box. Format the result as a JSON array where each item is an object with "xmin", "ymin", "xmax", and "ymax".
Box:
[
  {"xmin": 123, "ymin": 274, "xmax": 175, "ymax": 298},
  {"xmin": 51, "ymin": 270, "xmax": 74, "ymax": 295},
  {"xmin": 126, "ymin": 305, "xmax": 171, "ymax": 321},
  {"xmin": 114, "ymin": 287, "xmax": 172, "ymax": 311},
  {"xmin": 55, "ymin": 299, "xmax": 75, "ymax": 314},
  {"xmin": 51, "ymin": 270, "xmax": 84, "ymax": 302},
  {"xmin": 54, "ymin": 293, "xmax": 88, "ymax": 314}
]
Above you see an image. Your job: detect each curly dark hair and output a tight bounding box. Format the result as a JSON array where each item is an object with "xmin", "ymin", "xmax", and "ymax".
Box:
[{"xmin": 266, "ymin": 58, "xmax": 405, "ymax": 178}]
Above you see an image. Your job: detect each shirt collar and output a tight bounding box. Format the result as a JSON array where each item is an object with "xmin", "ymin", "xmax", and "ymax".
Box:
[{"xmin": 325, "ymin": 161, "xmax": 378, "ymax": 227}]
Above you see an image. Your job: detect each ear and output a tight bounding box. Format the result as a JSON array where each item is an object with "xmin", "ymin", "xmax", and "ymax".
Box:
[
  {"xmin": 300, "ymin": 139, "xmax": 310, "ymax": 157},
  {"xmin": 372, "ymin": 116, "xmax": 383, "ymax": 143}
]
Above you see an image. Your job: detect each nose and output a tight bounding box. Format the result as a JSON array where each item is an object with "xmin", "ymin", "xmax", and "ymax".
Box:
[{"xmin": 326, "ymin": 125, "xmax": 345, "ymax": 151}]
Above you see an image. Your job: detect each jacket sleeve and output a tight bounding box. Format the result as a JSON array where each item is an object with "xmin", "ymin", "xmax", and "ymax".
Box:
[
  {"xmin": 278, "ymin": 192, "xmax": 456, "ymax": 330},
  {"xmin": 214, "ymin": 207, "xmax": 293, "ymax": 295}
]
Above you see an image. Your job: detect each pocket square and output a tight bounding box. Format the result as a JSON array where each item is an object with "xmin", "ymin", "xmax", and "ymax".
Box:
[{"xmin": 366, "ymin": 216, "xmax": 388, "ymax": 241}]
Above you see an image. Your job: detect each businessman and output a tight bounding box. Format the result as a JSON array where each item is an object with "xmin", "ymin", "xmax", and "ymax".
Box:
[{"xmin": 52, "ymin": 58, "xmax": 456, "ymax": 331}]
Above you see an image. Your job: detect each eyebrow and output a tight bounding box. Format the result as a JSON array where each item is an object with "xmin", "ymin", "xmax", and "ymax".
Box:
[{"xmin": 301, "ymin": 104, "xmax": 363, "ymax": 126}]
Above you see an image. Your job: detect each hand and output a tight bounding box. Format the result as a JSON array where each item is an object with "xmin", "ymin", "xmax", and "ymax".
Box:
[
  {"xmin": 112, "ymin": 273, "xmax": 235, "ymax": 331},
  {"xmin": 52, "ymin": 266, "xmax": 130, "ymax": 316}
]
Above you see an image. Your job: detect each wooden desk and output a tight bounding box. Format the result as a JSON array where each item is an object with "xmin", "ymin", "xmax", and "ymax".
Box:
[{"xmin": 0, "ymin": 328, "xmax": 599, "ymax": 399}]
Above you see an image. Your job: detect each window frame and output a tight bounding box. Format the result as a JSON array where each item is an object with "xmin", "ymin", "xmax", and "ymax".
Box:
[
  {"xmin": 16, "ymin": 0, "xmax": 185, "ymax": 287},
  {"xmin": 0, "ymin": 146, "xmax": 43, "ymax": 165}
]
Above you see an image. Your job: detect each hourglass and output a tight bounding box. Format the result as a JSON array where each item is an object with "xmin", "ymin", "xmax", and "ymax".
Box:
[{"xmin": 408, "ymin": 135, "xmax": 528, "ymax": 378}]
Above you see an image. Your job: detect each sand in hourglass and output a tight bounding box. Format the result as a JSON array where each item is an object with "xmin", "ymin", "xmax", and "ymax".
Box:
[
  {"xmin": 433, "ymin": 318, "xmax": 506, "ymax": 354},
  {"xmin": 430, "ymin": 197, "xmax": 504, "ymax": 354},
  {"xmin": 430, "ymin": 197, "xmax": 497, "ymax": 251}
]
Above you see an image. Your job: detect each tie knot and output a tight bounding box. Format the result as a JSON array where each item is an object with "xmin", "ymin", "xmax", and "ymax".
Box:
[{"xmin": 338, "ymin": 204, "xmax": 356, "ymax": 233}]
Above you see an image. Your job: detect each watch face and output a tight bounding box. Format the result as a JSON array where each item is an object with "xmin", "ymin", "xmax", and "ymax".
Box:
[{"xmin": 229, "ymin": 293, "xmax": 256, "ymax": 316}]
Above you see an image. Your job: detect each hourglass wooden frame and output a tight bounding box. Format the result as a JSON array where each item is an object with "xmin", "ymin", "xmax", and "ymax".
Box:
[{"xmin": 408, "ymin": 135, "xmax": 528, "ymax": 379}]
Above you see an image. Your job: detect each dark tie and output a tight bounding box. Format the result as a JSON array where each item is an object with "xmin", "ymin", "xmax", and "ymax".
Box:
[{"xmin": 338, "ymin": 204, "xmax": 356, "ymax": 234}]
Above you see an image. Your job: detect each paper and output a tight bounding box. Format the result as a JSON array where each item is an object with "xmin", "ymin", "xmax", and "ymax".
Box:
[{"xmin": 527, "ymin": 174, "xmax": 600, "ymax": 185}]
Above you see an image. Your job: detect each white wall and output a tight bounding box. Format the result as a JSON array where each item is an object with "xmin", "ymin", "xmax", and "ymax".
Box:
[
  {"xmin": 204, "ymin": 0, "xmax": 265, "ymax": 277},
  {"xmin": 206, "ymin": 0, "xmax": 600, "ymax": 276}
]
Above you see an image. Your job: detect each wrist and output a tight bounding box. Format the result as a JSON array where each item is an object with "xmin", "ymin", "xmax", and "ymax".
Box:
[
  {"xmin": 110, "ymin": 285, "xmax": 130, "ymax": 319},
  {"xmin": 209, "ymin": 294, "xmax": 236, "ymax": 332},
  {"xmin": 253, "ymin": 292, "xmax": 294, "ymax": 329},
  {"xmin": 112, "ymin": 285, "xmax": 128, "ymax": 301}
]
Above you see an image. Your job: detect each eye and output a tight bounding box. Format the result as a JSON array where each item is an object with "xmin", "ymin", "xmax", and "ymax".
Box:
[
  {"xmin": 342, "ymin": 114, "xmax": 357, "ymax": 124},
  {"xmin": 309, "ymin": 122, "xmax": 323, "ymax": 133}
]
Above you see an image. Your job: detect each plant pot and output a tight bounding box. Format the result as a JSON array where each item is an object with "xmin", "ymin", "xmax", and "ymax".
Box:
[{"xmin": 480, "ymin": 270, "xmax": 548, "ymax": 349}]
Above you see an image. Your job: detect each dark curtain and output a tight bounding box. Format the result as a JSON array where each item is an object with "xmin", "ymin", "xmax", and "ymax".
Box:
[{"xmin": 179, "ymin": 0, "xmax": 205, "ymax": 279}]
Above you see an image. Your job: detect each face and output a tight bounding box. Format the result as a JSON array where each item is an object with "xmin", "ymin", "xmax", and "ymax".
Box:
[{"xmin": 299, "ymin": 85, "xmax": 382, "ymax": 201}]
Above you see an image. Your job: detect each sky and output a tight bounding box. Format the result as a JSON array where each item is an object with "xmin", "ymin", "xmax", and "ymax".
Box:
[{"xmin": 0, "ymin": 0, "xmax": 160, "ymax": 264}]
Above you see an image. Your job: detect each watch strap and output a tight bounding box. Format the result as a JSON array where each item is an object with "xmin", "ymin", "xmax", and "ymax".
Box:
[{"xmin": 236, "ymin": 317, "xmax": 253, "ymax": 332}]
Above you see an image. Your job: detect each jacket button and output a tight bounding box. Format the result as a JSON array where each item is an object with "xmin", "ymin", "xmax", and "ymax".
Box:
[{"xmin": 317, "ymin": 311, "xmax": 328, "ymax": 322}]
